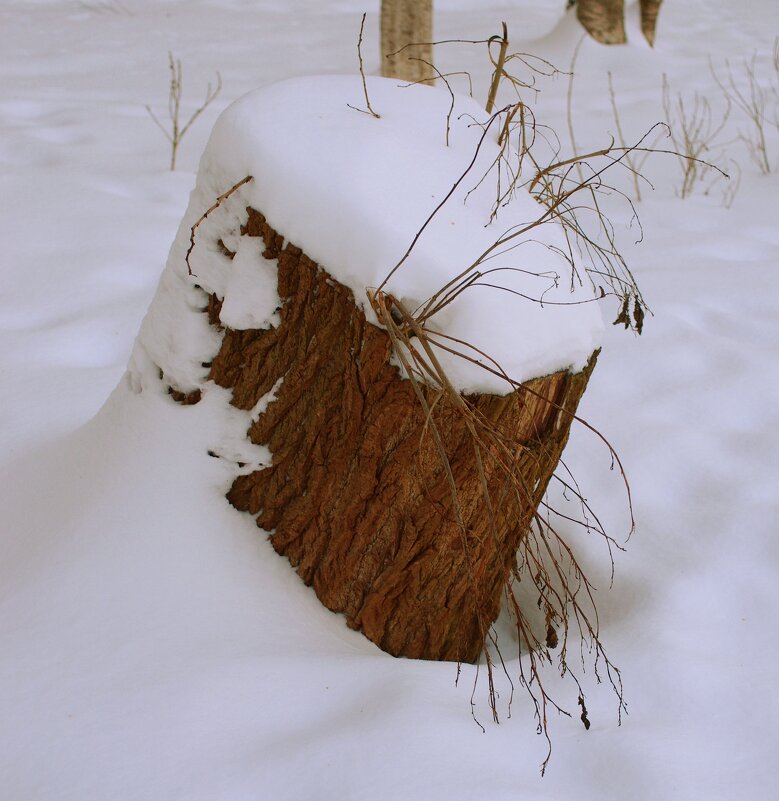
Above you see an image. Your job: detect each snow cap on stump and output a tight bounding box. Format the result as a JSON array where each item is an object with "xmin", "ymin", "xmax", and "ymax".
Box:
[{"xmin": 129, "ymin": 75, "xmax": 603, "ymax": 398}]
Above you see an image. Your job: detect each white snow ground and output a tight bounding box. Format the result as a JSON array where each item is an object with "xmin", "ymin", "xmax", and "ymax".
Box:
[{"xmin": 1, "ymin": 1, "xmax": 778, "ymax": 799}]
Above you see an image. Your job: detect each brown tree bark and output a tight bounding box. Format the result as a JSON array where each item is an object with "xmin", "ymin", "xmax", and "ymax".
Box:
[
  {"xmin": 576, "ymin": 0, "xmax": 627, "ymax": 45},
  {"xmin": 575, "ymin": 0, "xmax": 663, "ymax": 46},
  {"xmin": 187, "ymin": 207, "xmax": 596, "ymax": 664},
  {"xmin": 380, "ymin": 0, "xmax": 434, "ymax": 83},
  {"xmin": 639, "ymin": 0, "xmax": 663, "ymax": 46}
]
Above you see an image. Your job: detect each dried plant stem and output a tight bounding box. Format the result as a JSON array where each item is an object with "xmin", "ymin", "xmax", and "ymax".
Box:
[
  {"xmin": 566, "ymin": 35, "xmax": 586, "ymax": 185},
  {"xmin": 711, "ymin": 52, "xmax": 772, "ymax": 174},
  {"xmin": 355, "ymin": 26, "xmax": 726, "ymax": 768},
  {"xmin": 350, "ymin": 13, "xmax": 380, "ymax": 119},
  {"xmin": 529, "ymin": 143, "xmax": 615, "ymax": 193},
  {"xmin": 662, "ymin": 73, "xmax": 731, "ymax": 197},
  {"xmin": 409, "ymin": 58, "xmax": 454, "ymax": 144},
  {"xmin": 376, "ymin": 108, "xmax": 506, "ymax": 293},
  {"xmin": 364, "ymin": 71, "xmax": 720, "ymax": 761},
  {"xmin": 485, "ymin": 22, "xmax": 509, "ymax": 113},
  {"xmin": 185, "ymin": 176, "xmax": 253, "ymax": 275},
  {"xmin": 145, "ymin": 52, "xmax": 222, "ymax": 171},
  {"xmin": 370, "ymin": 287, "xmax": 625, "ymax": 772},
  {"xmin": 608, "ymin": 72, "xmax": 644, "ymax": 201}
]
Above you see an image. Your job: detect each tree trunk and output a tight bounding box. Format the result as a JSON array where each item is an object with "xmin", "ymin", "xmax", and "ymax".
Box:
[
  {"xmin": 639, "ymin": 0, "xmax": 663, "ymax": 46},
  {"xmin": 576, "ymin": 0, "xmax": 627, "ymax": 45},
  {"xmin": 380, "ymin": 0, "xmax": 434, "ymax": 84},
  {"xmin": 197, "ymin": 207, "xmax": 596, "ymax": 664},
  {"xmin": 575, "ymin": 0, "xmax": 663, "ymax": 46}
]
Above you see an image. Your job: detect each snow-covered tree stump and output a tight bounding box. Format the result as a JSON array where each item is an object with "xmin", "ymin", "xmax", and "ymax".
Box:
[
  {"xmin": 201, "ymin": 208, "xmax": 596, "ymax": 664},
  {"xmin": 135, "ymin": 76, "xmax": 608, "ymax": 667}
]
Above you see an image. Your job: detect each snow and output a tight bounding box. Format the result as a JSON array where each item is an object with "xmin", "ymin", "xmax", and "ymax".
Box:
[
  {"xmin": 143, "ymin": 74, "xmax": 603, "ymax": 395},
  {"xmin": 1, "ymin": 1, "xmax": 779, "ymax": 799},
  {"xmin": 219, "ymin": 241, "xmax": 281, "ymax": 331}
]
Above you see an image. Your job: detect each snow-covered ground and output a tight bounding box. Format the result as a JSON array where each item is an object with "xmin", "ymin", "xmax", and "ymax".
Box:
[{"xmin": 1, "ymin": 1, "xmax": 778, "ymax": 799}]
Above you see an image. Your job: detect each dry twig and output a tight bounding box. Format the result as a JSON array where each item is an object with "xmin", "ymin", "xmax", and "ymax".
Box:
[
  {"xmin": 711, "ymin": 51, "xmax": 773, "ymax": 174},
  {"xmin": 662, "ymin": 73, "xmax": 731, "ymax": 197},
  {"xmin": 607, "ymin": 72, "xmax": 659, "ymax": 202},
  {"xmin": 367, "ymin": 26, "xmax": 729, "ymax": 770},
  {"xmin": 145, "ymin": 52, "xmax": 222, "ymax": 171},
  {"xmin": 348, "ymin": 13, "xmax": 381, "ymax": 119},
  {"xmin": 185, "ymin": 175, "xmax": 253, "ymax": 275}
]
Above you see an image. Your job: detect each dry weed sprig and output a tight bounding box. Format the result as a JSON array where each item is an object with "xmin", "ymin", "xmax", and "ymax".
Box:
[
  {"xmin": 348, "ymin": 13, "xmax": 381, "ymax": 119},
  {"xmin": 485, "ymin": 22, "xmax": 510, "ymax": 114},
  {"xmin": 145, "ymin": 52, "xmax": 222, "ymax": 171},
  {"xmin": 717, "ymin": 157, "xmax": 742, "ymax": 209},
  {"xmin": 368, "ymin": 288, "xmax": 629, "ymax": 774},
  {"xmin": 400, "ymin": 68, "xmax": 475, "ymax": 100},
  {"xmin": 364, "ymin": 28, "xmax": 733, "ymax": 767},
  {"xmin": 403, "ymin": 115, "xmax": 665, "ymax": 332},
  {"xmin": 710, "ymin": 51, "xmax": 773, "ymax": 174},
  {"xmin": 408, "ymin": 58, "xmax": 456, "ymax": 145},
  {"xmin": 566, "ymin": 35, "xmax": 586, "ymax": 187},
  {"xmin": 662, "ymin": 73, "xmax": 731, "ymax": 197},
  {"xmin": 608, "ymin": 72, "xmax": 659, "ymax": 202},
  {"xmin": 388, "ymin": 33, "xmax": 560, "ymax": 111}
]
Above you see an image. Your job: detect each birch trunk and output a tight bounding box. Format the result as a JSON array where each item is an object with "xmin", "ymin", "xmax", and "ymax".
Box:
[{"xmin": 380, "ymin": 0, "xmax": 434, "ymax": 83}]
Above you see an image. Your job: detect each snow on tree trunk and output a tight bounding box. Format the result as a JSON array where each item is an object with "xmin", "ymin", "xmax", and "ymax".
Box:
[
  {"xmin": 201, "ymin": 208, "xmax": 597, "ymax": 664},
  {"xmin": 380, "ymin": 0, "xmax": 434, "ymax": 83},
  {"xmin": 576, "ymin": 0, "xmax": 627, "ymax": 45}
]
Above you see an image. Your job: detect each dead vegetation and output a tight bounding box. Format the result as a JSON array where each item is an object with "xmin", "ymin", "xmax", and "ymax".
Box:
[
  {"xmin": 710, "ymin": 48, "xmax": 776, "ymax": 175},
  {"xmin": 145, "ymin": 52, "xmax": 222, "ymax": 171},
  {"xmin": 360, "ymin": 22, "xmax": 735, "ymax": 771},
  {"xmin": 662, "ymin": 74, "xmax": 731, "ymax": 198},
  {"xmin": 361, "ymin": 25, "xmax": 655, "ymax": 773}
]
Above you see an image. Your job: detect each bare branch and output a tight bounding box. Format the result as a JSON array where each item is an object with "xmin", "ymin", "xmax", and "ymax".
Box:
[{"xmin": 145, "ymin": 51, "xmax": 222, "ymax": 171}]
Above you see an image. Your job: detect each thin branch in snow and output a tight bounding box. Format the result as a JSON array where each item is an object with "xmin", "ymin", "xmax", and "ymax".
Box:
[
  {"xmin": 662, "ymin": 73, "xmax": 732, "ymax": 197},
  {"xmin": 185, "ymin": 176, "xmax": 253, "ymax": 276},
  {"xmin": 710, "ymin": 51, "xmax": 773, "ymax": 174},
  {"xmin": 348, "ymin": 13, "xmax": 380, "ymax": 119},
  {"xmin": 145, "ymin": 52, "xmax": 222, "ymax": 171},
  {"xmin": 408, "ymin": 57, "xmax": 455, "ymax": 144},
  {"xmin": 485, "ymin": 22, "xmax": 509, "ymax": 113}
]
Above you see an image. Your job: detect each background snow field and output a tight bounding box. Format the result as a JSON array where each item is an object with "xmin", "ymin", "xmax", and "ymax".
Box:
[{"xmin": 1, "ymin": 1, "xmax": 778, "ymax": 799}]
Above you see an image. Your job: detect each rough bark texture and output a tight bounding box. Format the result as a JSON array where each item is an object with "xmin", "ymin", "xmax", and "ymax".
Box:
[
  {"xmin": 576, "ymin": 0, "xmax": 627, "ymax": 45},
  {"xmin": 190, "ymin": 207, "xmax": 596, "ymax": 664},
  {"xmin": 639, "ymin": 0, "xmax": 663, "ymax": 46},
  {"xmin": 575, "ymin": 0, "xmax": 662, "ymax": 46},
  {"xmin": 380, "ymin": 0, "xmax": 434, "ymax": 84}
]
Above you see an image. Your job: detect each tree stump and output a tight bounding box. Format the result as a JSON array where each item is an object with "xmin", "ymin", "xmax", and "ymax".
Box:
[{"xmin": 201, "ymin": 207, "xmax": 596, "ymax": 664}]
